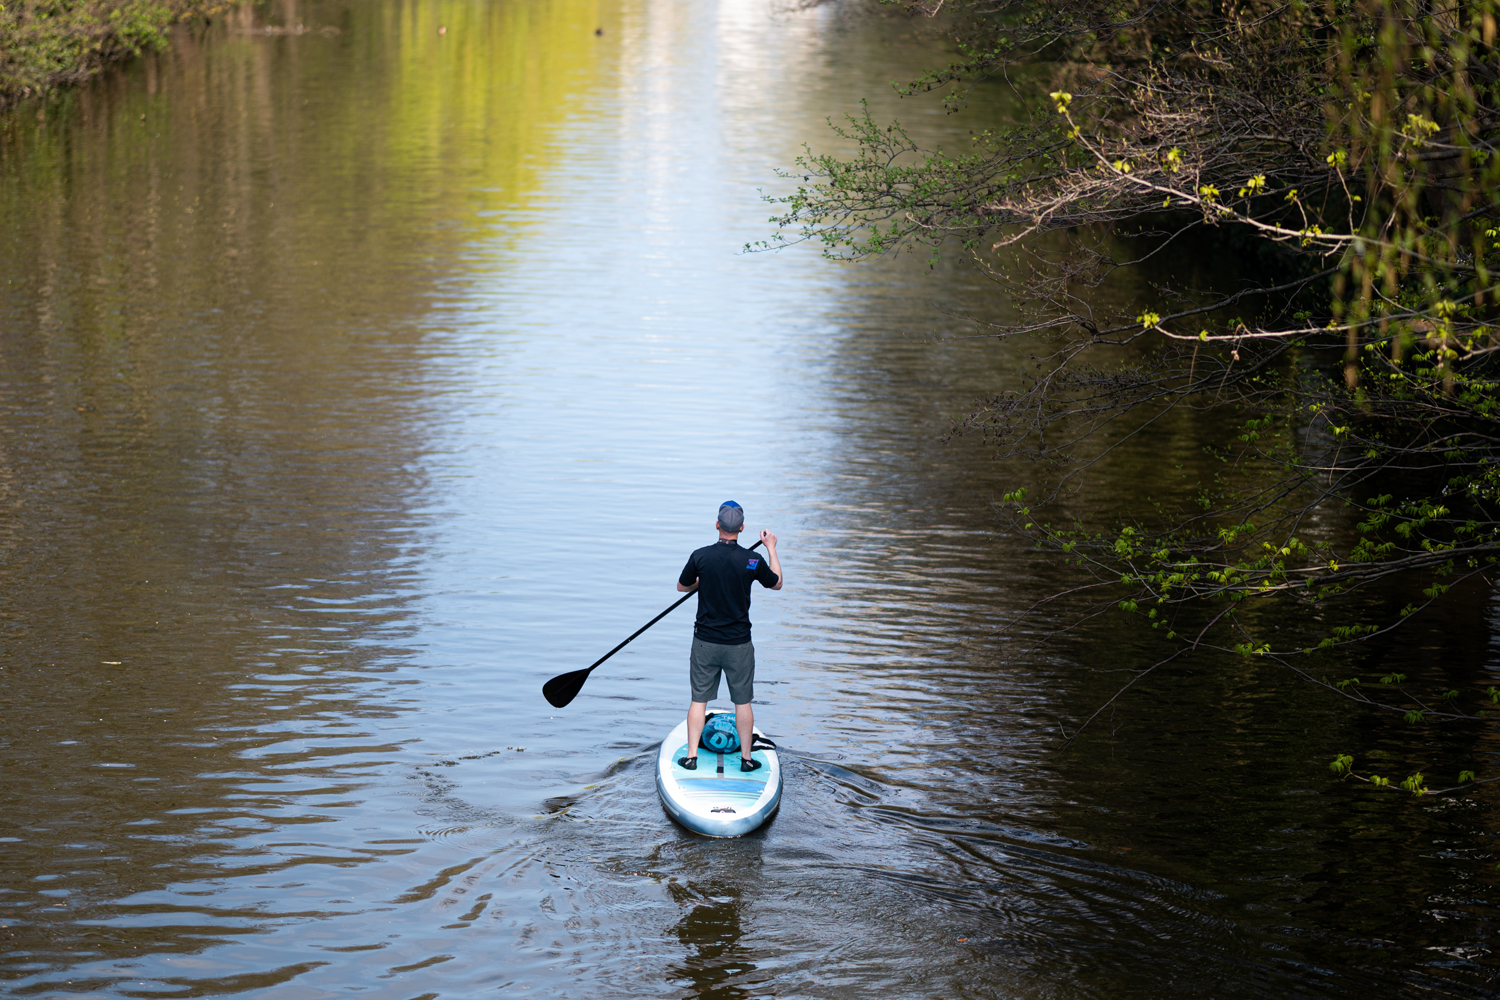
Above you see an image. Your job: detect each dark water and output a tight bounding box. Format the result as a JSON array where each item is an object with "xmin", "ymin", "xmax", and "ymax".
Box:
[{"xmin": 2, "ymin": 0, "xmax": 1499, "ymax": 996}]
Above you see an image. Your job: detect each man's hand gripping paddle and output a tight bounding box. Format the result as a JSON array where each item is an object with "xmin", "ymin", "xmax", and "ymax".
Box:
[{"xmin": 542, "ymin": 539, "xmax": 765, "ymax": 709}]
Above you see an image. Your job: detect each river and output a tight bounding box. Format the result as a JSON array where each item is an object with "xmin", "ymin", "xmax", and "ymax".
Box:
[{"xmin": 1, "ymin": 0, "xmax": 1498, "ymax": 996}]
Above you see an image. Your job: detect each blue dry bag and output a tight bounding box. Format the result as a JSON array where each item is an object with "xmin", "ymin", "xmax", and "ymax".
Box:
[{"xmin": 699, "ymin": 714, "xmax": 740, "ymax": 754}]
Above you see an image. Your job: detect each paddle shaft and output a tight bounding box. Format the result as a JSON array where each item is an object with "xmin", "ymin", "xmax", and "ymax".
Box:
[{"xmin": 582, "ymin": 538, "xmax": 764, "ymax": 674}]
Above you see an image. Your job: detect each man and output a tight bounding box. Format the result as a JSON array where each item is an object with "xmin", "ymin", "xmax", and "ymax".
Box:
[{"xmin": 675, "ymin": 500, "xmax": 783, "ymax": 772}]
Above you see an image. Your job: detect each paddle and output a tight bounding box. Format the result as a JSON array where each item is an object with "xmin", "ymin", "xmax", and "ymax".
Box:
[{"xmin": 542, "ymin": 538, "xmax": 765, "ymax": 708}]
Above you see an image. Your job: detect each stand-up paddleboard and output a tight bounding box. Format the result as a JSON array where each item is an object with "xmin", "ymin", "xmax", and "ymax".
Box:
[{"xmin": 656, "ymin": 712, "xmax": 782, "ymax": 838}]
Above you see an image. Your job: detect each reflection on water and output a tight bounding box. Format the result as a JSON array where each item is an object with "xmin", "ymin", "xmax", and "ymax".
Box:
[
  {"xmin": 1, "ymin": 0, "xmax": 1498, "ymax": 996},
  {"xmin": 669, "ymin": 876, "xmax": 760, "ymax": 1000}
]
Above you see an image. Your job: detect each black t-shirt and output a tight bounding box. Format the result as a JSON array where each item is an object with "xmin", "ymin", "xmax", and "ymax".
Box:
[{"xmin": 679, "ymin": 540, "xmax": 780, "ymax": 645}]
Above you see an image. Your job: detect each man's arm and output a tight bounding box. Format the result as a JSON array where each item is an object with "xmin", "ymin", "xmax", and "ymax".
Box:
[
  {"xmin": 760, "ymin": 530, "xmax": 783, "ymax": 590},
  {"xmin": 677, "ymin": 554, "xmax": 698, "ymax": 593},
  {"xmin": 677, "ymin": 578, "xmax": 698, "ymax": 593}
]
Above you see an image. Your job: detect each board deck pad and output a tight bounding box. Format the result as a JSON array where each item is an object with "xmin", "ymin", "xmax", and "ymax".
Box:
[{"xmin": 668, "ymin": 747, "xmax": 771, "ymax": 807}]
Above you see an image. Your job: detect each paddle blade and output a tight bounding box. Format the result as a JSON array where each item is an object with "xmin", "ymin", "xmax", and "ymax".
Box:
[{"xmin": 542, "ymin": 666, "xmax": 592, "ymax": 708}]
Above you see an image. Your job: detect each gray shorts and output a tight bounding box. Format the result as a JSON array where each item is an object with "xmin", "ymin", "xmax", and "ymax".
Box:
[{"xmin": 690, "ymin": 637, "xmax": 755, "ymax": 705}]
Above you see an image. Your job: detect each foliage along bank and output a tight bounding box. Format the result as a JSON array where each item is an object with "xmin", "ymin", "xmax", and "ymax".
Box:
[
  {"xmin": 767, "ymin": 0, "xmax": 1500, "ymax": 797},
  {"xmin": 0, "ymin": 0, "xmax": 233, "ymax": 112}
]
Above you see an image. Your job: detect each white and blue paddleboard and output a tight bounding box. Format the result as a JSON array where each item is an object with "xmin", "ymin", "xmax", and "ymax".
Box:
[{"xmin": 656, "ymin": 713, "xmax": 782, "ymax": 838}]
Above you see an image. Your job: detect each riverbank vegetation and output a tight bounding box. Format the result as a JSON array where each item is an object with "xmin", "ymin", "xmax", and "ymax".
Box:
[
  {"xmin": 772, "ymin": 0, "xmax": 1500, "ymax": 792},
  {"xmin": 0, "ymin": 0, "xmax": 230, "ymax": 111}
]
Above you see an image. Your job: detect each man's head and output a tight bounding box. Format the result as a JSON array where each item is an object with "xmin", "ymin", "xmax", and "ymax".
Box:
[{"xmin": 716, "ymin": 500, "xmax": 744, "ymax": 535}]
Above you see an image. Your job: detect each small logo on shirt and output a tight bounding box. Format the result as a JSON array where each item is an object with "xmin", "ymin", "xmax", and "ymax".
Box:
[{"xmin": 747, "ymin": 559, "xmax": 759, "ymax": 569}]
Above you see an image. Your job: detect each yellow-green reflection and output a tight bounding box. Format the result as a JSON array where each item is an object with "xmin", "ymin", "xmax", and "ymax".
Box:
[{"xmin": 0, "ymin": 0, "xmax": 616, "ymax": 985}]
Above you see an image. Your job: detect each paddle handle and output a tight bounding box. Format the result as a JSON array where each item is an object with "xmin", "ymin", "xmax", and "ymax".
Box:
[{"xmin": 582, "ymin": 538, "xmax": 765, "ymax": 674}]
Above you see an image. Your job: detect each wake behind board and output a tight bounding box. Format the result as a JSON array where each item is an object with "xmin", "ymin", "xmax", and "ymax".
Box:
[{"xmin": 656, "ymin": 713, "xmax": 782, "ymax": 838}]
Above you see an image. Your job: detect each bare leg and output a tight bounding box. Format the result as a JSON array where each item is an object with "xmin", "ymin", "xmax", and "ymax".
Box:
[
  {"xmin": 735, "ymin": 702, "xmax": 754, "ymax": 760},
  {"xmin": 683, "ymin": 701, "xmax": 708, "ymax": 761}
]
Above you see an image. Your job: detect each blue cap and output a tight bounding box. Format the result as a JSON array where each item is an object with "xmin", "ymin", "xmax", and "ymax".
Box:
[{"xmin": 717, "ymin": 501, "xmax": 744, "ymax": 532}]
